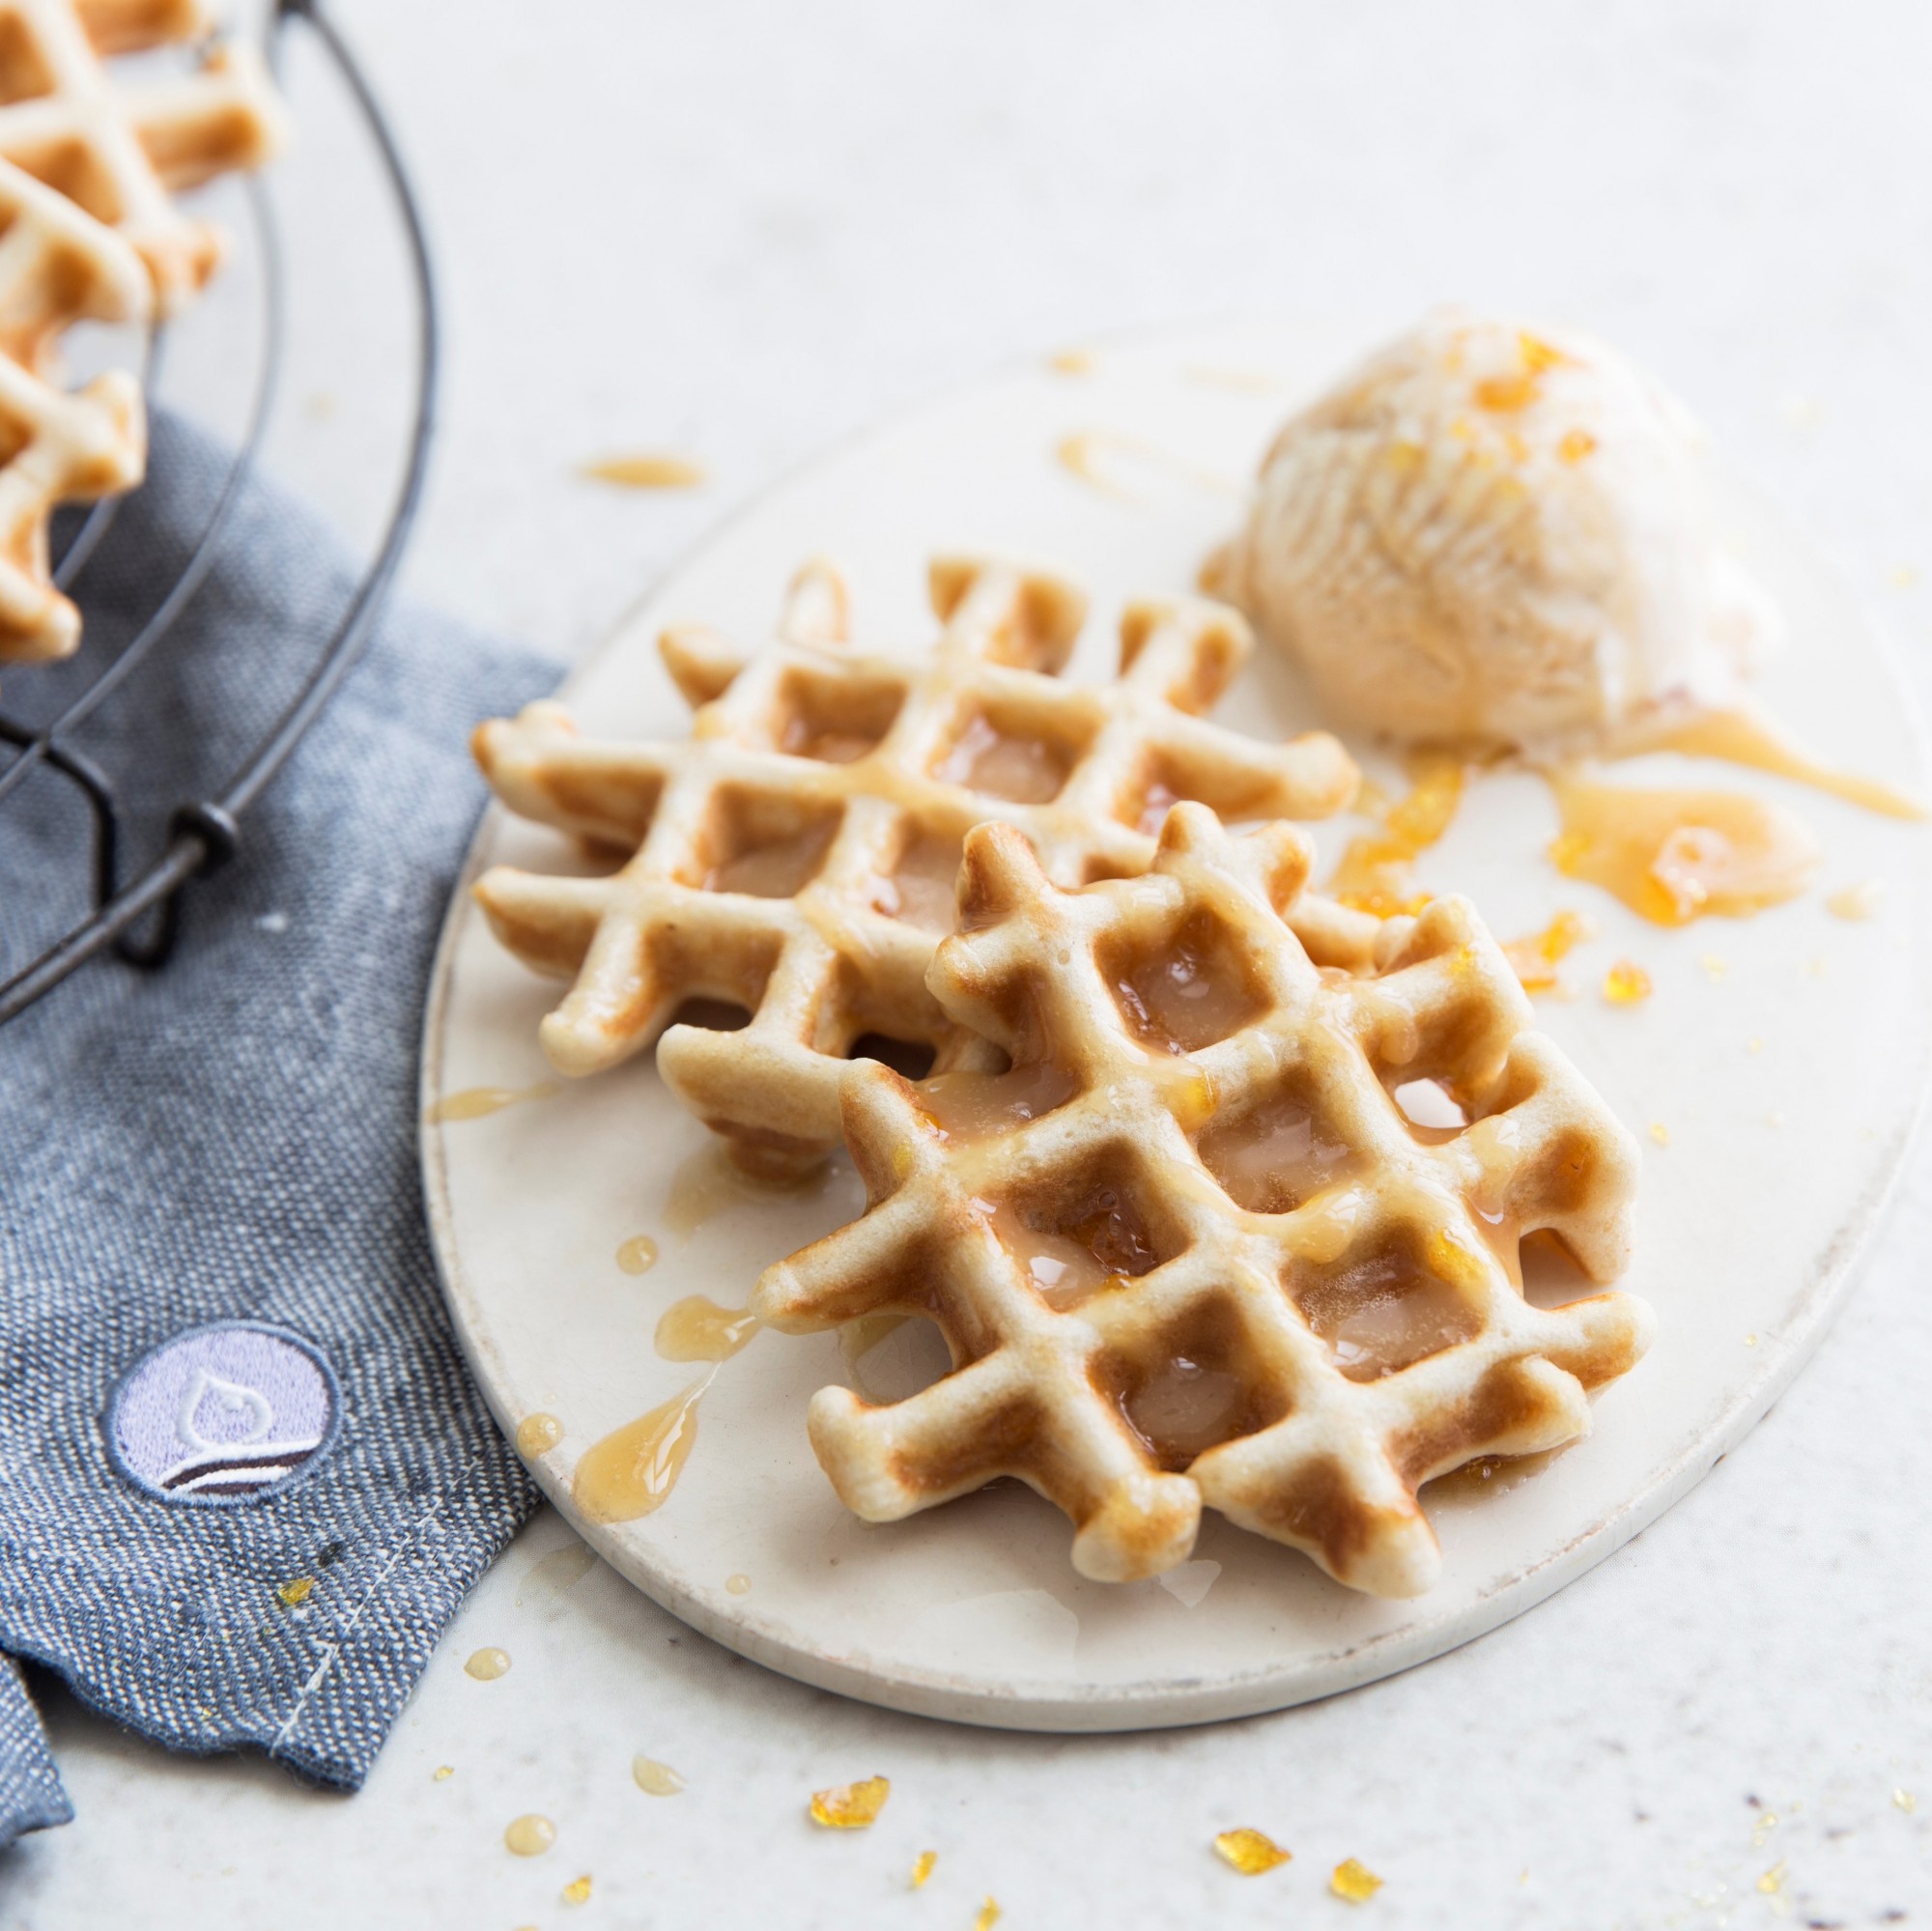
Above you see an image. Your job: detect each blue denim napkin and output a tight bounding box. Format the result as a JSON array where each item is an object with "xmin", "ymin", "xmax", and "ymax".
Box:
[{"xmin": 0, "ymin": 414, "xmax": 554, "ymax": 1843}]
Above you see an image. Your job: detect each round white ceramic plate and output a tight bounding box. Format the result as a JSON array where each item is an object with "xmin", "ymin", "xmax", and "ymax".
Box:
[{"xmin": 421, "ymin": 316, "xmax": 1932, "ymax": 1731}]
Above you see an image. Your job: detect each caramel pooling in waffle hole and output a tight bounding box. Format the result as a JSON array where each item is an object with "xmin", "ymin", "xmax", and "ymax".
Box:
[
  {"xmin": 753, "ymin": 806, "xmax": 1650, "ymax": 1599},
  {"xmin": 469, "ymin": 555, "xmax": 1358, "ymax": 1178}
]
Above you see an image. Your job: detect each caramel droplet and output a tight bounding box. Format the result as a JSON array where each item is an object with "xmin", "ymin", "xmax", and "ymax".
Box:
[
  {"xmin": 581, "ymin": 453, "xmax": 706, "ymax": 490},
  {"xmin": 633, "ymin": 1755, "xmax": 685, "ymax": 1796},
  {"xmin": 724, "ymin": 1573, "xmax": 752, "ymax": 1596},
  {"xmin": 1214, "ymin": 1828, "xmax": 1292, "ymax": 1874},
  {"xmin": 1603, "ymin": 959, "xmax": 1653, "ymax": 1006},
  {"xmin": 504, "ymin": 1813, "xmax": 555, "ymax": 1857},
  {"xmin": 515, "ymin": 1412, "xmax": 563, "ymax": 1457},
  {"xmin": 615, "ymin": 1234, "xmax": 660, "ymax": 1275},
  {"xmin": 810, "ymin": 1775, "xmax": 891, "ymax": 1829},
  {"xmin": 425, "ymin": 1082, "xmax": 558, "ymax": 1123},
  {"xmin": 465, "ymin": 1647, "xmax": 511, "ymax": 1682},
  {"xmin": 1827, "ymin": 879, "xmax": 1885, "ymax": 921},
  {"xmin": 1331, "ymin": 1858, "xmax": 1383, "ymax": 1902}
]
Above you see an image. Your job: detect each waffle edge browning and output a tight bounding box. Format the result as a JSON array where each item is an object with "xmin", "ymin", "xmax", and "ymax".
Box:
[
  {"xmin": 753, "ymin": 806, "xmax": 1651, "ymax": 1598},
  {"xmin": 470, "ymin": 556, "xmax": 1361, "ymax": 1177}
]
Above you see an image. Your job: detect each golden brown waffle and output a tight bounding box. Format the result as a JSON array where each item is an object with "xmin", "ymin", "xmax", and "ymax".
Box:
[
  {"xmin": 0, "ymin": 157, "xmax": 143, "ymax": 658},
  {"xmin": 472, "ymin": 557, "xmax": 1362, "ymax": 1176},
  {"xmin": 753, "ymin": 805, "xmax": 1649, "ymax": 1597},
  {"xmin": 0, "ymin": 0, "xmax": 290, "ymax": 313}
]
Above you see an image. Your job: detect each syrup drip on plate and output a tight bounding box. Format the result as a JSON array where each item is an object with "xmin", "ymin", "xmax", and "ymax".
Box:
[
  {"xmin": 572, "ymin": 1377, "xmax": 713, "ymax": 1524},
  {"xmin": 1644, "ymin": 708, "xmax": 1926, "ymax": 820},
  {"xmin": 580, "ymin": 453, "xmax": 706, "ymax": 490},
  {"xmin": 1054, "ymin": 430, "xmax": 1236, "ymax": 501},
  {"xmin": 1548, "ymin": 774, "xmax": 1821, "ymax": 924},
  {"xmin": 655, "ymin": 1295, "xmax": 761, "ymax": 1363},
  {"xmin": 1326, "ymin": 752, "xmax": 1465, "ymax": 917},
  {"xmin": 424, "ymin": 1081, "xmax": 558, "ymax": 1123}
]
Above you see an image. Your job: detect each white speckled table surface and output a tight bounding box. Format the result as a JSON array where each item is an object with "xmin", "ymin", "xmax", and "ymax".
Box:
[{"xmin": 10, "ymin": 4, "xmax": 1932, "ymax": 1926}]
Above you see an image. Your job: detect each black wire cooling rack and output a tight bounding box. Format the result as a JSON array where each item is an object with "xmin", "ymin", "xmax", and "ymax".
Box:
[{"xmin": 0, "ymin": 0, "xmax": 436, "ymax": 1024}]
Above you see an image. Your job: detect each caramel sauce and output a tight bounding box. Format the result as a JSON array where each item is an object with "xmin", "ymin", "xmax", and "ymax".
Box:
[
  {"xmin": 724, "ymin": 1573, "xmax": 752, "ymax": 1595},
  {"xmin": 615, "ymin": 1234, "xmax": 660, "ymax": 1276},
  {"xmin": 1549, "ymin": 774, "xmax": 1821, "ymax": 924},
  {"xmin": 936, "ymin": 714, "xmax": 1070, "ymax": 804},
  {"xmin": 1122, "ymin": 1356, "xmax": 1247, "ymax": 1463},
  {"xmin": 580, "ymin": 453, "xmax": 706, "ymax": 490},
  {"xmin": 633, "ymin": 1755, "xmax": 685, "ymax": 1796},
  {"xmin": 572, "ymin": 1378, "xmax": 711, "ymax": 1524},
  {"xmin": 1293, "ymin": 1242, "xmax": 1481, "ymax": 1380},
  {"xmin": 425, "ymin": 1081, "xmax": 558, "ymax": 1123},
  {"xmin": 872, "ymin": 830, "xmax": 963, "ymax": 930},
  {"xmin": 915, "ymin": 1062, "xmax": 1077, "ymax": 1141},
  {"xmin": 1327, "ymin": 752, "xmax": 1465, "ymax": 917},
  {"xmin": 706, "ymin": 819, "xmax": 836, "ymax": 897},
  {"xmin": 1054, "ymin": 430, "xmax": 1236, "ymax": 501},
  {"xmin": 663, "ymin": 1144, "xmax": 826, "ymax": 1241},
  {"xmin": 1198, "ymin": 1093, "xmax": 1355, "ymax": 1213},
  {"xmin": 655, "ymin": 1295, "xmax": 761, "ymax": 1362},
  {"xmin": 1113, "ymin": 912, "xmax": 1264, "ymax": 1053},
  {"xmin": 1650, "ymin": 708, "xmax": 1927, "ymax": 821},
  {"xmin": 464, "ymin": 1646, "xmax": 511, "ymax": 1681},
  {"xmin": 982, "ymin": 1180, "xmax": 1159, "ymax": 1312},
  {"xmin": 1501, "ymin": 910, "xmax": 1591, "ymax": 993},
  {"xmin": 1424, "ymin": 1444, "xmax": 1566, "ymax": 1503},
  {"xmin": 514, "ymin": 1412, "xmax": 563, "ymax": 1457}
]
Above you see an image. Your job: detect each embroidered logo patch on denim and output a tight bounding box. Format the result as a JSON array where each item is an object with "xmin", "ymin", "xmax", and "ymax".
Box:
[{"xmin": 107, "ymin": 1322, "xmax": 340, "ymax": 1504}]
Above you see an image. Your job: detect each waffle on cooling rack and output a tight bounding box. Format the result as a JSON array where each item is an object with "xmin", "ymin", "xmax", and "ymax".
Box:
[
  {"xmin": 753, "ymin": 806, "xmax": 1649, "ymax": 1597},
  {"xmin": 471, "ymin": 556, "xmax": 1363, "ymax": 1176},
  {"xmin": 0, "ymin": 0, "xmax": 290, "ymax": 312},
  {"xmin": 0, "ymin": 155, "xmax": 144, "ymax": 659}
]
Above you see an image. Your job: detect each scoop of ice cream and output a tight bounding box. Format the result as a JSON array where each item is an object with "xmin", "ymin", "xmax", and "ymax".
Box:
[{"xmin": 1212, "ymin": 311, "xmax": 1776, "ymax": 750}]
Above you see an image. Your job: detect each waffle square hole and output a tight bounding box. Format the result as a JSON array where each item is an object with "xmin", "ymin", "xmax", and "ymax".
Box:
[
  {"xmin": 1119, "ymin": 752, "xmax": 1285, "ymax": 838},
  {"xmin": 14, "ymin": 139, "xmax": 122, "ymax": 225},
  {"xmin": 990, "ymin": 1151, "xmax": 1179, "ymax": 1311},
  {"xmin": 1196, "ymin": 1077, "xmax": 1357, "ymax": 1213},
  {"xmin": 1390, "ymin": 1077, "xmax": 1470, "ymax": 1145},
  {"xmin": 1095, "ymin": 1300, "xmax": 1287, "ymax": 1470},
  {"xmin": 871, "ymin": 827, "xmax": 963, "ymax": 931},
  {"xmin": 0, "ymin": 18, "xmax": 52, "ymax": 105},
  {"xmin": 696, "ymin": 789, "xmax": 841, "ymax": 897},
  {"xmin": 1288, "ymin": 1235, "xmax": 1483, "ymax": 1382},
  {"xmin": 933, "ymin": 702, "xmax": 1090, "ymax": 805},
  {"xmin": 777, "ymin": 669, "xmax": 904, "ymax": 764},
  {"xmin": 1103, "ymin": 909, "xmax": 1265, "ymax": 1054}
]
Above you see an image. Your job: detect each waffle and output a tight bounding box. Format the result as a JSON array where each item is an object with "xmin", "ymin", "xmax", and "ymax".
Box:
[
  {"xmin": 0, "ymin": 0, "xmax": 290, "ymax": 313},
  {"xmin": 753, "ymin": 806, "xmax": 1649, "ymax": 1597},
  {"xmin": 0, "ymin": 151, "xmax": 147, "ymax": 658},
  {"xmin": 472, "ymin": 557, "xmax": 1362, "ymax": 1177}
]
